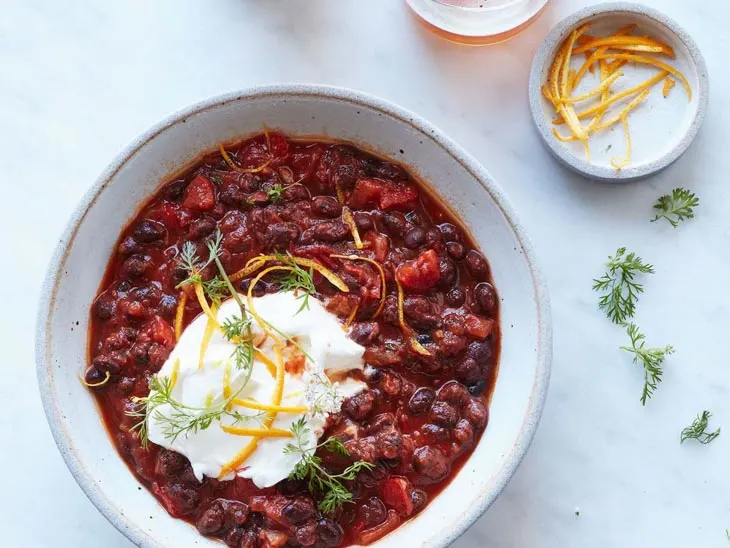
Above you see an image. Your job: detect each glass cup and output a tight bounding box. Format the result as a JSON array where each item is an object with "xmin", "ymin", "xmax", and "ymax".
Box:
[{"xmin": 406, "ymin": 0, "xmax": 549, "ymax": 45}]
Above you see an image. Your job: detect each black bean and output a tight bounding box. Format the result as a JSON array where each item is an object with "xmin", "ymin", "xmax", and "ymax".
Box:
[
  {"xmin": 468, "ymin": 380, "xmax": 486, "ymax": 396},
  {"xmin": 317, "ymin": 519, "xmax": 344, "ymax": 547},
  {"xmin": 121, "ymin": 254, "xmax": 152, "ymax": 278},
  {"xmin": 94, "ymin": 297, "xmax": 116, "ymax": 320},
  {"xmin": 446, "ymin": 241, "xmax": 466, "ymax": 260},
  {"xmin": 349, "ymin": 322, "xmax": 380, "ymax": 345},
  {"xmin": 411, "ymin": 489, "xmax": 428, "ymax": 511},
  {"xmin": 413, "ymin": 446, "xmax": 449, "ymax": 481},
  {"xmin": 83, "ymin": 366, "xmax": 106, "ymax": 386},
  {"xmin": 359, "ymin": 497, "xmax": 387, "ymax": 527},
  {"xmin": 466, "ymin": 340, "xmax": 492, "ymax": 365},
  {"xmin": 133, "ymin": 220, "xmax": 166, "ymax": 243},
  {"xmin": 92, "ymin": 353, "xmax": 123, "ymax": 375},
  {"xmin": 408, "ymin": 388, "xmax": 436, "ymax": 416},
  {"xmin": 453, "ymin": 418, "xmax": 475, "ymax": 445},
  {"xmin": 218, "ymin": 186, "xmax": 247, "ymax": 207},
  {"xmin": 474, "ymin": 282, "xmax": 498, "ymax": 316},
  {"xmin": 403, "ymin": 296, "xmax": 439, "ymax": 330},
  {"xmin": 309, "ymin": 219, "xmax": 349, "ymax": 242},
  {"xmin": 420, "ymin": 423, "xmax": 450, "ymax": 443},
  {"xmin": 225, "ymin": 501, "xmax": 250, "ymax": 527},
  {"xmin": 465, "ymin": 249, "xmax": 489, "ymax": 280},
  {"xmin": 455, "ymin": 357, "xmax": 482, "ymax": 384},
  {"xmin": 311, "ymin": 196, "xmax": 342, "ymax": 218},
  {"xmin": 438, "ymin": 223, "xmax": 462, "ymax": 242},
  {"xmin": 118, "ymin": 236, "xmax": 140, "ymax": 256},
  {"xmin": 156, "ymin": 449, "xmax": 188, "ymax": 476},
  {"xmin": 283, "ymin": 184, "xmax": 309, "ymax": 202},
  {"xmin": 382, "ymin": 211, "xmax": 407, "ymax": 237},
  {"xmin": 343, "ymin": 390, "xmax": 377, "ymax": 421},
  {"xmin": 438, "ymin": 257, "xmax": 457, "ymax": 287},
  {"xmin": 403, "ymin": 227, "xmax": 426, "ymax": 249},
  {"xmin": 437, "ymin": 381, "xmax": 470, "ymax": 406},
  {"xmin": 196, "ymin": 501, "xmax": 225, "ymax": 535},
  {"xmin": 282, "ymin": 497, "xmax": 317, "ymax": 526},
  {"xmin": 354, "ymin": 211, "xmax": 373, "ymax": 231},
  {"xmin": 160, "ymin": 483, "xmax": 200, "ymax": 516},
  {"xmin": 425, "ymin": 227, "xmax": 445, "ymax": 253},
  {"xmin": 187, "ymin": 216, "xmax": 217, "ymax": 240},
  {"xmin": 429, "ymin": 401, "xmax": 458, "ymax": 428},
  {"xmin": 264, "ymin": 222, "xmax": 300, "ymax": 247},
  {"xmin": 444, "ymin": 287, "xmax": 466, "ymax": 307},
  {"xmin": 157, "ymin": 294, "xmax": 178, "ymax": 318},
  {"xmin": 464, "ymin": 398, "xmax": 489, "ymax": 429},
  {"xmin": 295, "ymin": 522, "xmax": 318, "ymax": 546},
  {"xmin": 162, "ymin": 180, "xmax": 186, "ymax": 201}
]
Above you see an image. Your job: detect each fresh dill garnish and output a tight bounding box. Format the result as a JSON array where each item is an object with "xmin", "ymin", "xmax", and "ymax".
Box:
[
  {"xmin": 284, "ymin": 417, "xmax": 374, "ymax": 513},
  {"xmin": 209, "ymin": 174, "xmax": 224, "ymax": 185},
  {"xmin": 651, "ymin": 187, "xmax": 699, "ymax": 228},
  {"xmin": 128, "ymin": 374, "xmax": 262, "ymax": 448},
  {"xmin": 274, "ymin": 252, "xmax": 315, "ymax": 314},
  {"xmin": 680, "ymin": 410, "xmax": 721, "ymax": 445},
  {"xmin": 593, "ymin": 247, "xmax": 655, "ymax": 324},
  {"xmin": 620, "ymin": 322, "xmax": 674, "ymax": 405},
  {"xmin": 266, "ymin": 184, "xmax": 285, "ymax": 203}
]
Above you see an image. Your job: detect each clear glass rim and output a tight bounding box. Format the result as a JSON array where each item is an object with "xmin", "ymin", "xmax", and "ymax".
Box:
[{"xmin": 432, "ymin": 0, "xmax": 529, "ymax": 12}]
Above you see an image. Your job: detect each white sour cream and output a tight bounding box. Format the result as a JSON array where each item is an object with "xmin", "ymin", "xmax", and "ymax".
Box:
[{"xmin": 147, "ymin": 291, "xmax": 366, "ymax": 488}]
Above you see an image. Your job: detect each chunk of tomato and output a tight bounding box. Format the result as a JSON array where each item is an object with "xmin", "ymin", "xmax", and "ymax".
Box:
[
  {"xmin": 349, "ymin": 178, "xmax": 418, "ymax": 211},
  {"xmin": 395, "ymin": 249, "xmax": 440, "ymax": 293},
  {"xmin": 182, "ymin": 175, "xmax": 215, "ymax": 211}
]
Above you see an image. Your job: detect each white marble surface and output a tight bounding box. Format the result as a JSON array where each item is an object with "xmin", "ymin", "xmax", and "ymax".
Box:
[{"xmin": 2, "ymin": 0, "xmax": 729, "ymax": 546}]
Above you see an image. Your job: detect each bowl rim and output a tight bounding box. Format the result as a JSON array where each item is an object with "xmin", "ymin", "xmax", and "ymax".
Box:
[
  {"xmin": 528, "ymin": 2, "xmax": 710, "ymax": 182},
  {"xmin": 35, "ymin": 84, "xmax": 552, "ymax": 547}
]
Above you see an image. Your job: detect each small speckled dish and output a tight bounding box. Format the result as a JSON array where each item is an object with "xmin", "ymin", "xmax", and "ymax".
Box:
[{"xmin": 528, "ymin": 3, "xmax": 709, "ymax": 182}]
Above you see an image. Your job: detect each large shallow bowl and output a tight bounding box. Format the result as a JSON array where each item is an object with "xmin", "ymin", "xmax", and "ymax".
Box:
[{"xmin": 36, "ymin": 85, "xmax": 551, "ymax": 547}]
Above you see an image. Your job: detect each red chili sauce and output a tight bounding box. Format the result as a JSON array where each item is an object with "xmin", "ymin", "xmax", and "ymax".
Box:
[{"xmin": 86, "ymin": 133, "xmax": 500, "ymax": 548}]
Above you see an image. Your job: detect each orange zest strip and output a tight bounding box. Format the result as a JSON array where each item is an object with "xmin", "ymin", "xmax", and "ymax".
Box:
[
  {"xmin": 662, "ymin": 76, "xmax": 676, "ymax": 98},
  {"xmin": 174, "ymin": 292, "xmax": 187, "ymax": 341},
  {"xmin": 551, "ymin": 25, "xmax": 590, "ymax": 144},
  {"xmin": 220, "ymin": 425, "xmax": 293, "ymax": 438},
  {"xmin": 610, "ymin": 115, "xmax": 632, "ymax": 169},
  {"xmin": 561, "ymin": 70, "xmax": 623, "ymax": 104},
  {"xmin": 572, "ymin": 36, "xmax": 675, "ymax": 57},
  {"xmin": 194, "ymin": 283, "xmax": 221, "ymax": 329},
  {"xmin": 255, "ymin": 349, "xmax": 278, "ymax": 378},
  {"xmin": 198, "ymin": 307, "xmax": 218, "ymax": 370},
  {"xmin": 235, "ymin": 254, "xmax": 349, "ymax": 293},
  {"xmin": 334, "ymin": 182, "xmax": 346, "ymax": 204},
  {"xmin": 554, "ymin": 71, "xmax": 668, "ymax": 125},
  {"xmin": 219, "ymin": 144, "xmax": 271, "ymax": 174},
  {"xmin": 330, "ymin": 254, "xmax": 387, "ymax": 319},
  {"xmin": 222, "ymin": 361, "xmax": 232, "ymax": 401},
  {"xmin": 395, "ymin": 276, "xmax": 431, "ymax": 356},
  {"xmin": 169, "ymin": 358, "xmax": 181, "ymax": 389},
  {"xmin": 592, "ymin": 53, "xmax": 692, "ymax": 99},
  {"xmin": 79, "ymin": 370, "xmax": 111, "ymax": 388},
  {"xmin": 219, "ymin": 438, "xmax": 258, "ymax": 478},
  {"xmin": 263, "ymin": 126, "xmax": 271, "ymax": 151},
  {"xmin": 541, "ymin": 84, "xmax": 557, "ymax": 108},
  {"xmin": 590, "ymin": 87, "xmax": 652, "ymax": 132},
  {"xmin": 571, "ymin": 25, "xmax": 636, "ymax": 85},
  {"xmin": 231, "ymin": 399, "xmax": 308, "ymax": 413},
  {"xmin": 247, "ymin": 266, "xmax": 296, "ymax": 344},
  {"xmin": 345, "ymin": 302, "xmax": 360, "ymax": 328},
  {"xmin": 342, "ymin": 208, "xmax": 363, "ymax": 249}
]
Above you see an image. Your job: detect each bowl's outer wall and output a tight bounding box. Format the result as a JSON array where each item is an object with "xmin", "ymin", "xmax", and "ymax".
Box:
[{"xmin": 37, "ymin": 86, "xmax": 551, "ymax": 548}]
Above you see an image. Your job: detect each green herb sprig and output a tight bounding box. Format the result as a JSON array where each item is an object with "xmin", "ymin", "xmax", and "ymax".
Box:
[
  {"xmin": 620, "ymin": 322, "xmax": 674, "ymax": 405},
  {"xmin": 593, "ymin": 247, "xmax": 654, "ymax": 324},
  {"xmin": 651, "ymin": 188, "xmax": 699, "ymax": 228},
  {"xmin": 284, "ymin": 418, "xmax": 374, "ymax": 513},
  {"xmin": 680, "ymin": 410, "xmax": 721, "ymax": 445}
]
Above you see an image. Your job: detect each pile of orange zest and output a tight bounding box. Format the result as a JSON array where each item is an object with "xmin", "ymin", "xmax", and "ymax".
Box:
[
  {"xmin": 573, "ymin": 36, "xmax": 675, "ymax": 57},
  {"xmin": 662, "ymin": 76, "xmax": 676, "ymax": 98},
  {"xmin": 231, "ymin": 399, "xmax": 308, "ymax": 413},
  {"xmin": 255, "ymin": 348, "xmax": 278, "ymax": 377},
  {"xmin": 611, "ymin": 115, "xmax": 632, "ymax": 169},
  {"xmin": 174, "ymin": 292, "xmax": 187, "ymax": 341},
  {"xmin": 198, "ymin": 306, "xmax": 219, "ymax": 370},
  {"xmin": 169, "ymin": 358, "xmax": 181, "ymax": 389},
  {"xmin": 330, "ymin": 254, "xmax": 387, "ymax": 319},
  {"xmin": 219, "ymin": 144, "xmax": 271, "ymax": 174},
  {"xmin": 342, "ymin": 208, "xmax": 363, "ymax": 249},
  {"xmin": 79, "ymin": 370, "xmax": 111, "ymax": 388},
  {"xmin": 591, "ymin": 53, "xmax": 692, "ymax": 99},
  {"xmin": 394, "ymin": 276, "xmax": 431, "ymax": 357},
  {"xmin": 554, "ymin": 71, "xmax": 668, "ymax": 124},
  {"xmin": 571, "ymin": 23, "xmax": 635, "ymax": 85},
  {"xmin": 220, "ymin": 425, "xmax": 293, "ymax": 438},
  {"xmin": 194, "ymin": 283, "xmax": 221, "ymax": 329},
  {"xmin": 237, "ymin": 254, "xmax": 349, "ymax": 293}
]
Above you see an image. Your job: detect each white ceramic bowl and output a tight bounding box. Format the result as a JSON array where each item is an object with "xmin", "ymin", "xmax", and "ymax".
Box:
[{"xmin": 36, "ymin": 85, "xmax": 551, "ymax": 547}]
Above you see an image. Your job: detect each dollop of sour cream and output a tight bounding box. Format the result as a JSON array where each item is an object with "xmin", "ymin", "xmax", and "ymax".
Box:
[{"xmin": 147, "ymin": 291, "xmax": 366, "ymax": 488}]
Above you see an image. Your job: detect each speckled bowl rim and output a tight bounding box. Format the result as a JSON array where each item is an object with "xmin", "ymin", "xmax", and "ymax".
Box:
[
  {"xmin": 528, "ymin": 2, "xmax": 709, "ymax": 182},
  {"xmin": 36, "ymin": 84, "xmax": 552, "ymax": 547}
]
